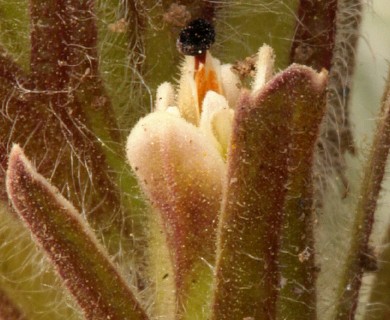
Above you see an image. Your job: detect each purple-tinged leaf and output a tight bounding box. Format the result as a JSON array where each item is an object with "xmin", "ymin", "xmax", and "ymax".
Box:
[
  {"xmin": 211, "ymin": 65, "xmax": 328, "ymax": 319},
  {"xmin": 276, "ymin": 70, "xmax": 327, "ymax": 319},
  {"xmin": 6, "ymin": 145, "xmax": 149, "ymax": 320}
]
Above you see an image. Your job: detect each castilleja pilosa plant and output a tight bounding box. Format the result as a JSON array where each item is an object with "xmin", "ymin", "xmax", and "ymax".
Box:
[{"xmin": 0, "ymin": 1, "xmax": 389, "ymax": 320}]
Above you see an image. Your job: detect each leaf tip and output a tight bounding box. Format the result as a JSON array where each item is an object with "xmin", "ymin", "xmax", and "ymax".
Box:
[
  {"xmin": 6, "ymin": 144, "xmax": 27, "ymax": 202},
  {"xmin": 287, "ymin": 64, "xmax": 328, "ymax": 92}
]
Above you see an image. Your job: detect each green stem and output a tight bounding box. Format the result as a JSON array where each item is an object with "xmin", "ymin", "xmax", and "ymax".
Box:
[
  {"xmin": 363, "ymin": 222, "xmax": 390, "ymax": 319},
  {"xmin": 334, "ymin": 68, "xmax": 390, "ymax": 319}
]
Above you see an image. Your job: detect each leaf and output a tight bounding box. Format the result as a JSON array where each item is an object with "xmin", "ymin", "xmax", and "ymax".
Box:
[
  {"xmin": 276, "ymin": 68, "xmax": 327, "ymax": 319},
  {"xmin": 6, "ymin": 145, "xmax": 149, "ymax": 320},
  {"xmin": 211, "ymin": 65, "xmax": 328, "ymax": 319}
]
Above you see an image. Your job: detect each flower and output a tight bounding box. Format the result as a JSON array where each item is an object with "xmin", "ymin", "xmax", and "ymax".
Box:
[
  {"xmin": 126, "ymin": 46, "xmax": 274, "ymax": 269},
  {"xmin": 126, "ymin": 44, "xmax": 277, "ymax": 179},
  {"xmin": 4, "ymin": 2, "xmax": 385, "ymax": 319},
  {"xmin": 125, "ymin": 45, "xmax": 276, "ymax": 315},
  {"xmin": 126, "ymin": 44, "xmax": 327, "ymax": 318},
  {"xmin": 126, "ymin": 46, "xmax": 248, "ymax": 303}
]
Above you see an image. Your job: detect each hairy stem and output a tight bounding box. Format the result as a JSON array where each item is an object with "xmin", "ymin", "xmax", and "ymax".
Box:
[
  {"xmin": 334, "ymin": 68, "xmax": 390, "ymax": 319},
  {"xmin": 0, "ymin": 46, "xmax": 27, "ymax": 85},
  {"xmin": 320, "ymin": 0, "xmax": 362, "ymax": 176},
  {"xmin": 363, "ymin": 221, "xmax": 390, "ymax": 319},
  {"xmin": 290, "ymin": 0, "xmax": 337, "ymax": 71}
]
